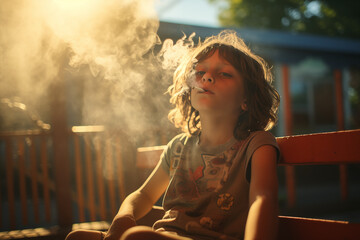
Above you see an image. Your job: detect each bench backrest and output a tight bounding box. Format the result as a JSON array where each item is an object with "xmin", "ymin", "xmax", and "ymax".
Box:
[
  {"xmin": 277, "ymin": 129, "xmax": 360, "ymax": 165},
  {"xmin": 137, "ymin": 129, "xmax": 360, "ymax": 168}
]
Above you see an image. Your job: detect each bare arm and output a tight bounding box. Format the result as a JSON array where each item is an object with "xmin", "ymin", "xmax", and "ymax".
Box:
[
  {"xmin": 244, "ymin": 145, "xmax": 278, "ymax": 240},
  {"xmin": 105, "ymin": 160, "xmax": 169, "ymax": 240}
]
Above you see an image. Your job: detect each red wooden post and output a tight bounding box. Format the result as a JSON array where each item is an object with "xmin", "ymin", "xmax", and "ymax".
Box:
[
  {"xmin": 30, "ymin": 136, "xmax": 40, "ymax": 223},
  {"xmin": 74, "ymin": 134, "xmax": 85, "ymax": 222},
  {"xmin": 84, "ymin": 135, "xmax": 96, "ymax": 221},
  {"xmin": 282, "ymin": 64, "xmax": 296, "ymax": 208},
  {"xmin": 51, "ymin": 59, "xmax": 73, "ymax": 228},
  {"xmin": 18, "ymin": 138, "xmax": 28, "ymax": 225},
  {"xmin": 41, "ymin": 135, "xmax": 52, "ymax": 223},
  {"xmin": 282, "ymin": 65, "xmax": 293, "ymax": 136},
  {"xmin": 105, "ymin": 138, "xmax": 117, "ymax": 217},
  {"xmin": 5, "ymin": 138, "xmax": 16, "ymax": 229},
  {"xmin": 116, "ymin": 136, "xmax": 126, "ymax": 202},
  {"xmin": 334, "ymin": 70, "xmax": 345, "ymax": 130},
  {"xmin": 334, "ymin": 69, "xmax": 348, "ymax": 201},
  {"xmin": 95, "ymin": 137, "xmax": 107, "ymax": 220}
]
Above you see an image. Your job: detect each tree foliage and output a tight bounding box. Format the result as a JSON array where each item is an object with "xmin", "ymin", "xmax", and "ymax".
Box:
[{"xmin": 209, "ymin": 0, "xmax": 360, "ymax": 39}]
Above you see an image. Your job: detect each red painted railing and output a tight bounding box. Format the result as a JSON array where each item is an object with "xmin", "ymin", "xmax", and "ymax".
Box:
[{"xmin": 0, "ymin": 126, "xmax": 172, "ymax": 233}]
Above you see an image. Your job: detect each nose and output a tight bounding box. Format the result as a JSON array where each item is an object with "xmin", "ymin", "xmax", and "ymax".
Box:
[{"xmin": 202, "ymin": 72, "xmax": 215, "ymax": 84}]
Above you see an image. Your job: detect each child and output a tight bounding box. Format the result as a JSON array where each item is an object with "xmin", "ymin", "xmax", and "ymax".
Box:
[{"xmin": 66, "ymin": 30, "xmax": 280, "ymax": 240}]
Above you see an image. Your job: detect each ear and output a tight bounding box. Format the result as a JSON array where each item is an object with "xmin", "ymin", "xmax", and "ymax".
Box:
[{"xmin": 241, "ymin": 100, "xmax": 247, "ymax": 111}]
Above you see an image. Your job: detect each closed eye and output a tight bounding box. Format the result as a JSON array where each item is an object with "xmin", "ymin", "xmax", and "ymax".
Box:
[
  {"xmin": 196, "ymin": 71, "xmax": 205, "ymax": 77},
  {"xmin": 219, "ymin": 72, "xmax": 232, "ymax": 78}
]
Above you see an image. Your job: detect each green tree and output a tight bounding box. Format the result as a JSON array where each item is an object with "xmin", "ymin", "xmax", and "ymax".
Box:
[{"xmin": 209, "ymin": 0, "xmax": 360, "ymax": 39}]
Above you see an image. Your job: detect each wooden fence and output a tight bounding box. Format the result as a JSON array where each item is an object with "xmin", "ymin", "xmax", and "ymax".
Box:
[
  {"xmin": 0, "ymin": 127, "xmax": 138, "ymax": 232},
  {"xmin": 0, "ymin": 130, "xmax": 53, "ymax": 230}
]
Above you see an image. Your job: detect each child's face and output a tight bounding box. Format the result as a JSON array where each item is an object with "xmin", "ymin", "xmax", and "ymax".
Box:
[{"xmin": 191, "ymin": 49, "xmax": 247, "ymax": 117}]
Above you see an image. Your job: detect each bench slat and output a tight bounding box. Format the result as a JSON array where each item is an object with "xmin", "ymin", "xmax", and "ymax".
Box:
[
  {"xmin": 137, "ymin": 130, "xmax": 360, "ymax": 168},
  {"xmin": 278, "ymin": 216, "xmax": 360, "ymax": 240},
  {"xmin": 278, "ymin": 129, "xmax": 360, "ymax": 165}
]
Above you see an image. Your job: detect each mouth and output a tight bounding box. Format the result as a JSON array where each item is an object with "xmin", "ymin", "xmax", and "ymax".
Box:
[
  {"xmin": 193, "ymin": 86, "xmax": 205, "ymax": 93},
  {"xmin": 192, "ymin": 86, "xmax": 212, "ymax": 94}
]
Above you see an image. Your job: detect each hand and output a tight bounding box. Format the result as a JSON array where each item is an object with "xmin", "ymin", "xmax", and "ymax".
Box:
[{"xmin": 104, "ymin": 215, "xmax": 136, "ymax": 240}]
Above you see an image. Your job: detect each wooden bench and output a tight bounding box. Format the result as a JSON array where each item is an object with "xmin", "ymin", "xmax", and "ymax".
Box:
[{"xmin": 136, "ymin": 130, "xmax": 360, "ymax": 240}]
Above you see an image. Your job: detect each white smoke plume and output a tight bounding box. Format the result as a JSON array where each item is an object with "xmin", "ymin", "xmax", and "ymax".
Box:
[
  {"xmin": 0, "ymin": 0, "xmax": 172, "ymax": 137},
  {"xmin": 0, "ymin": 0, "xmax": 202, "ymax": 142}
]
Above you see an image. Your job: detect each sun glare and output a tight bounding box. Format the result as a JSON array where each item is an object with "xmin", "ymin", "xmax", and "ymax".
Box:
[
  {"xmin": 48, "ymin": 0, "xmax": 102, "ymax": 22},
  {"xmin": 51, "ymin": 0, "xmax": 99, "ymax": 12}
]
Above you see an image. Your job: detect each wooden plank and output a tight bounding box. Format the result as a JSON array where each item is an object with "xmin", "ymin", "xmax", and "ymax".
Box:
[
  {"xmin": 115, "ymin": 137, "xmax": 126, "ymax": 202},
  {"xmin": 30, "ymin": 136, "xmax": 40, "ymax": 223},
  {"xmin": 334, "ymin": 69, "xmax": 349, "ymax": 201},
  {"xmin": 17, "ymin": 138, "xmax": 28, "ymax": 226},
  {"xmin": 281, "ymin": 64, "xmax": 296, "ymax": 208},
  {"xmin": 74, "ymin": 135, "xmax": 85, "ymax": 222},
  {"xmin": 278, "ymin": 215, "xmax": 360, "ymax": 240},
  {"xmin": 136, "ymin": 130, "xmax": 360, "ymax": 167},
  {"xmin": 50, "ymin": 70, "xmax": 73, "ymax": 227},
  {"xmin": 94, "ymin": 137, "xmax": 106, "ymax": 220},
  {"xmin": 72, "ymin": 125, "xmax": 105, "ymax": 133},
  {"xmin": 84, "ymin": 136, "xmax": 96, "ymax": 221},
  {"xmin": 5, "ymin": 138, "xmax": 16, "ymax": 229},
  {"xmin": 52, "ymin": 128, "xmax": 72, "ymax": 227},
  {"xmin": 339, "ymin": 164, "xmax": 348, "ymax": 201},
  {"xmin": 41, "ymin": 135, "xmax": 51, "ymax": 223},
  {"xmin": 334, "ymin": 69, "xmax": 345, "ymax": 130},
  {"xmin": 284, "ymin": 166, "xmax": 296, "ymax": 208},
  {"xmin": 105, "ymin": 139, "xmax": 117, "ymax": 217},
  {"xmin": 278, "ymin": 129, "xmax": 360, "ymax": 165},
  {"xmin": 0, "ymin": 129, "xmax": 50, "ymax": 137},
  {"xmin": 281, "ymin": 64, "xmax": 293, "ymax": 136}
]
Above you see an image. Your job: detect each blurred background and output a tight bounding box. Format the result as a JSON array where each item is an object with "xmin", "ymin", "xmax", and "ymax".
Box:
[{"xmin": 0, "ymin": 0, "xmax": 359, "ymax": 237}]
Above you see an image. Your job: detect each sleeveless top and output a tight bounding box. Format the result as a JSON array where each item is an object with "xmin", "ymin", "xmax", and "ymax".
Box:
[{"xmin": 153, "ymin": 131, "xmax": 279, "ymax": 240}]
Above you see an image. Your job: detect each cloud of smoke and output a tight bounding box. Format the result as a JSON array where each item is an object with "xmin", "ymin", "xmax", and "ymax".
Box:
[
  {"xmin": 0, "ymin": 0, "xmax": 169, "ymax": 137},
  {"xmin": 0, "ymin": 0, "xmax": 65, "ymax": 114},
  {"xmin": 0, "ymin": 0, "xmax": 203, "ymax": 144}
]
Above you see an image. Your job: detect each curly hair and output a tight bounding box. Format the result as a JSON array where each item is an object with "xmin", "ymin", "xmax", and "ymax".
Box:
[{"xmin": 167, "ymin": 30, "xmax": 280, "ymax": 140}]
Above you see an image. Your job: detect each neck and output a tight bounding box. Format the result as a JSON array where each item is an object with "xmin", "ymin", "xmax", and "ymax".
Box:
[{"xmin": 199, "ymin": 113, "xmax": 238, "ymax": 147}]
